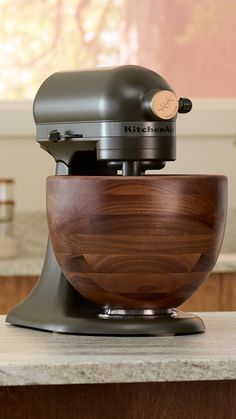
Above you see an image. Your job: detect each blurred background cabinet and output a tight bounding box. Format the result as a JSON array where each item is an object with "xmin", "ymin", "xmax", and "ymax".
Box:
[
  {"xmin": 0, "ymin": 273, "xmax": 236, "ymax": 314},
  {"xmin": 0, "ymin": 276, "xmax": 37, "ymax": 314},
  {"xmin": 180, "ymin": 273, "xmax": 236, "ymax": 312}
]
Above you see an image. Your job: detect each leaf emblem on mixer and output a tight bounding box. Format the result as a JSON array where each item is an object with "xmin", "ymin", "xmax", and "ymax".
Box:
[{"xmin": 157, "ymin": 94, "xmax": 174, "ymax": 111}]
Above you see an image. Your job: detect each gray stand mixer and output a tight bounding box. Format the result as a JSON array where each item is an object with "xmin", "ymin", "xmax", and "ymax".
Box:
[{"xmin": 6, "ymin": 65, "xmax": 227, "ymax": 335}]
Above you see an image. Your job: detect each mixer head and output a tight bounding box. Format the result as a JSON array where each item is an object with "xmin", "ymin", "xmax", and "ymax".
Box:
[{"xmin": 33, "ymin": 65, "xmax": 192, "ymax": 176}]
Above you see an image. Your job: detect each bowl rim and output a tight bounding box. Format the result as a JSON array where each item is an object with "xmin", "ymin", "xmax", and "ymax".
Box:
[{"xmin": 47, "ymin": 174, "xmax": 227, "ymax": 180}]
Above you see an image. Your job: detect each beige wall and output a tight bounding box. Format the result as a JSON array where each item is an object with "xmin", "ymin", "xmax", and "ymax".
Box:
[
  {"xmin": 0, "ymin": 136, "xmax": 235, "ymax": 212},
  {"xmin": 0, "ymin": 139, "xmax": 54, "ymax": 213}
]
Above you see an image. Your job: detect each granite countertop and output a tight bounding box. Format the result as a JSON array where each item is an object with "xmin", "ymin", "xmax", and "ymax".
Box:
[
  {"xmin": 0, "ymin": 256, "xmax": 43, "ymax": 276},
  {"xmin": 0, "ymin": 210, "xmax": 236, "ymax": 276},
  {"xmin": 0, "ymin": 312, "xmax": 236, "ymax": 386}
]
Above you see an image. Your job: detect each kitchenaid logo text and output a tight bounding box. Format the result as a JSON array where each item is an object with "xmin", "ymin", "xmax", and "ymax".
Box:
[{"xmin": 124, "ymin": 124, "xmax": 174, "ymax": 135}]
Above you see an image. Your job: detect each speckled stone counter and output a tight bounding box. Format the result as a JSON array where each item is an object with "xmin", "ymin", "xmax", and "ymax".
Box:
[
  {"xmin": 0, "ymin": 256, "xmax": 43, "ymax": 276},
  {"xmin": 0, "ymin": 312, "xmax": 236, "ymax": 386},
  {"xmin": 1, "ymin": 313, "xmax": 236, "ymax": 419},
  {"xmin": 0, "ymin": 212, "xmax": 47, "ymax": 276}
]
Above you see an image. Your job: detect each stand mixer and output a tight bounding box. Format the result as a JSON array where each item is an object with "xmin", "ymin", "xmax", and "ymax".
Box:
[{"xmin": 6, "ymin": 65, "xmax": 227, "ymax": 335}]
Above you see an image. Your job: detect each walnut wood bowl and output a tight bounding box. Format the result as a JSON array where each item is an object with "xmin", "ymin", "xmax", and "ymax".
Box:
[{"xmin": 47, "ymin": 175, "xmax": 227, "ymax": 310}]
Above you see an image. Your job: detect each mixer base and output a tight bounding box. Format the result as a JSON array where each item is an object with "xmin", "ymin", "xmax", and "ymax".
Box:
[{"xmin": 7, "ymin": 306, "xmax": 205, "ymax": 336}]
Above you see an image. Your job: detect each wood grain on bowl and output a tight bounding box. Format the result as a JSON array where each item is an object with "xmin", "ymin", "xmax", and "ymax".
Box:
[{"xmin": 47, "ymin": 175, "xmax": 227, "ymax": 310}]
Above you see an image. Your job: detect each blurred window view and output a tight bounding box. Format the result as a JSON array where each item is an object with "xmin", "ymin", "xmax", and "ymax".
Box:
[{"xmin": 0, "ymin": 0, "xmax": 235, "ymax": 99}]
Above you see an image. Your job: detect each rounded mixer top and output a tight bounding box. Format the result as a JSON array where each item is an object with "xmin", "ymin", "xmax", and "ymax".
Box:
[{"xmin": 33, "ymin": 65, "xmax": 192, "ymax": 175}]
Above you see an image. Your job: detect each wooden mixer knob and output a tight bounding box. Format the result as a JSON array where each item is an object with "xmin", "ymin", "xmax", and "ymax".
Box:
[{"xmin": 151, "ymin": 90, "xmax": 179, "ymax": 120}]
